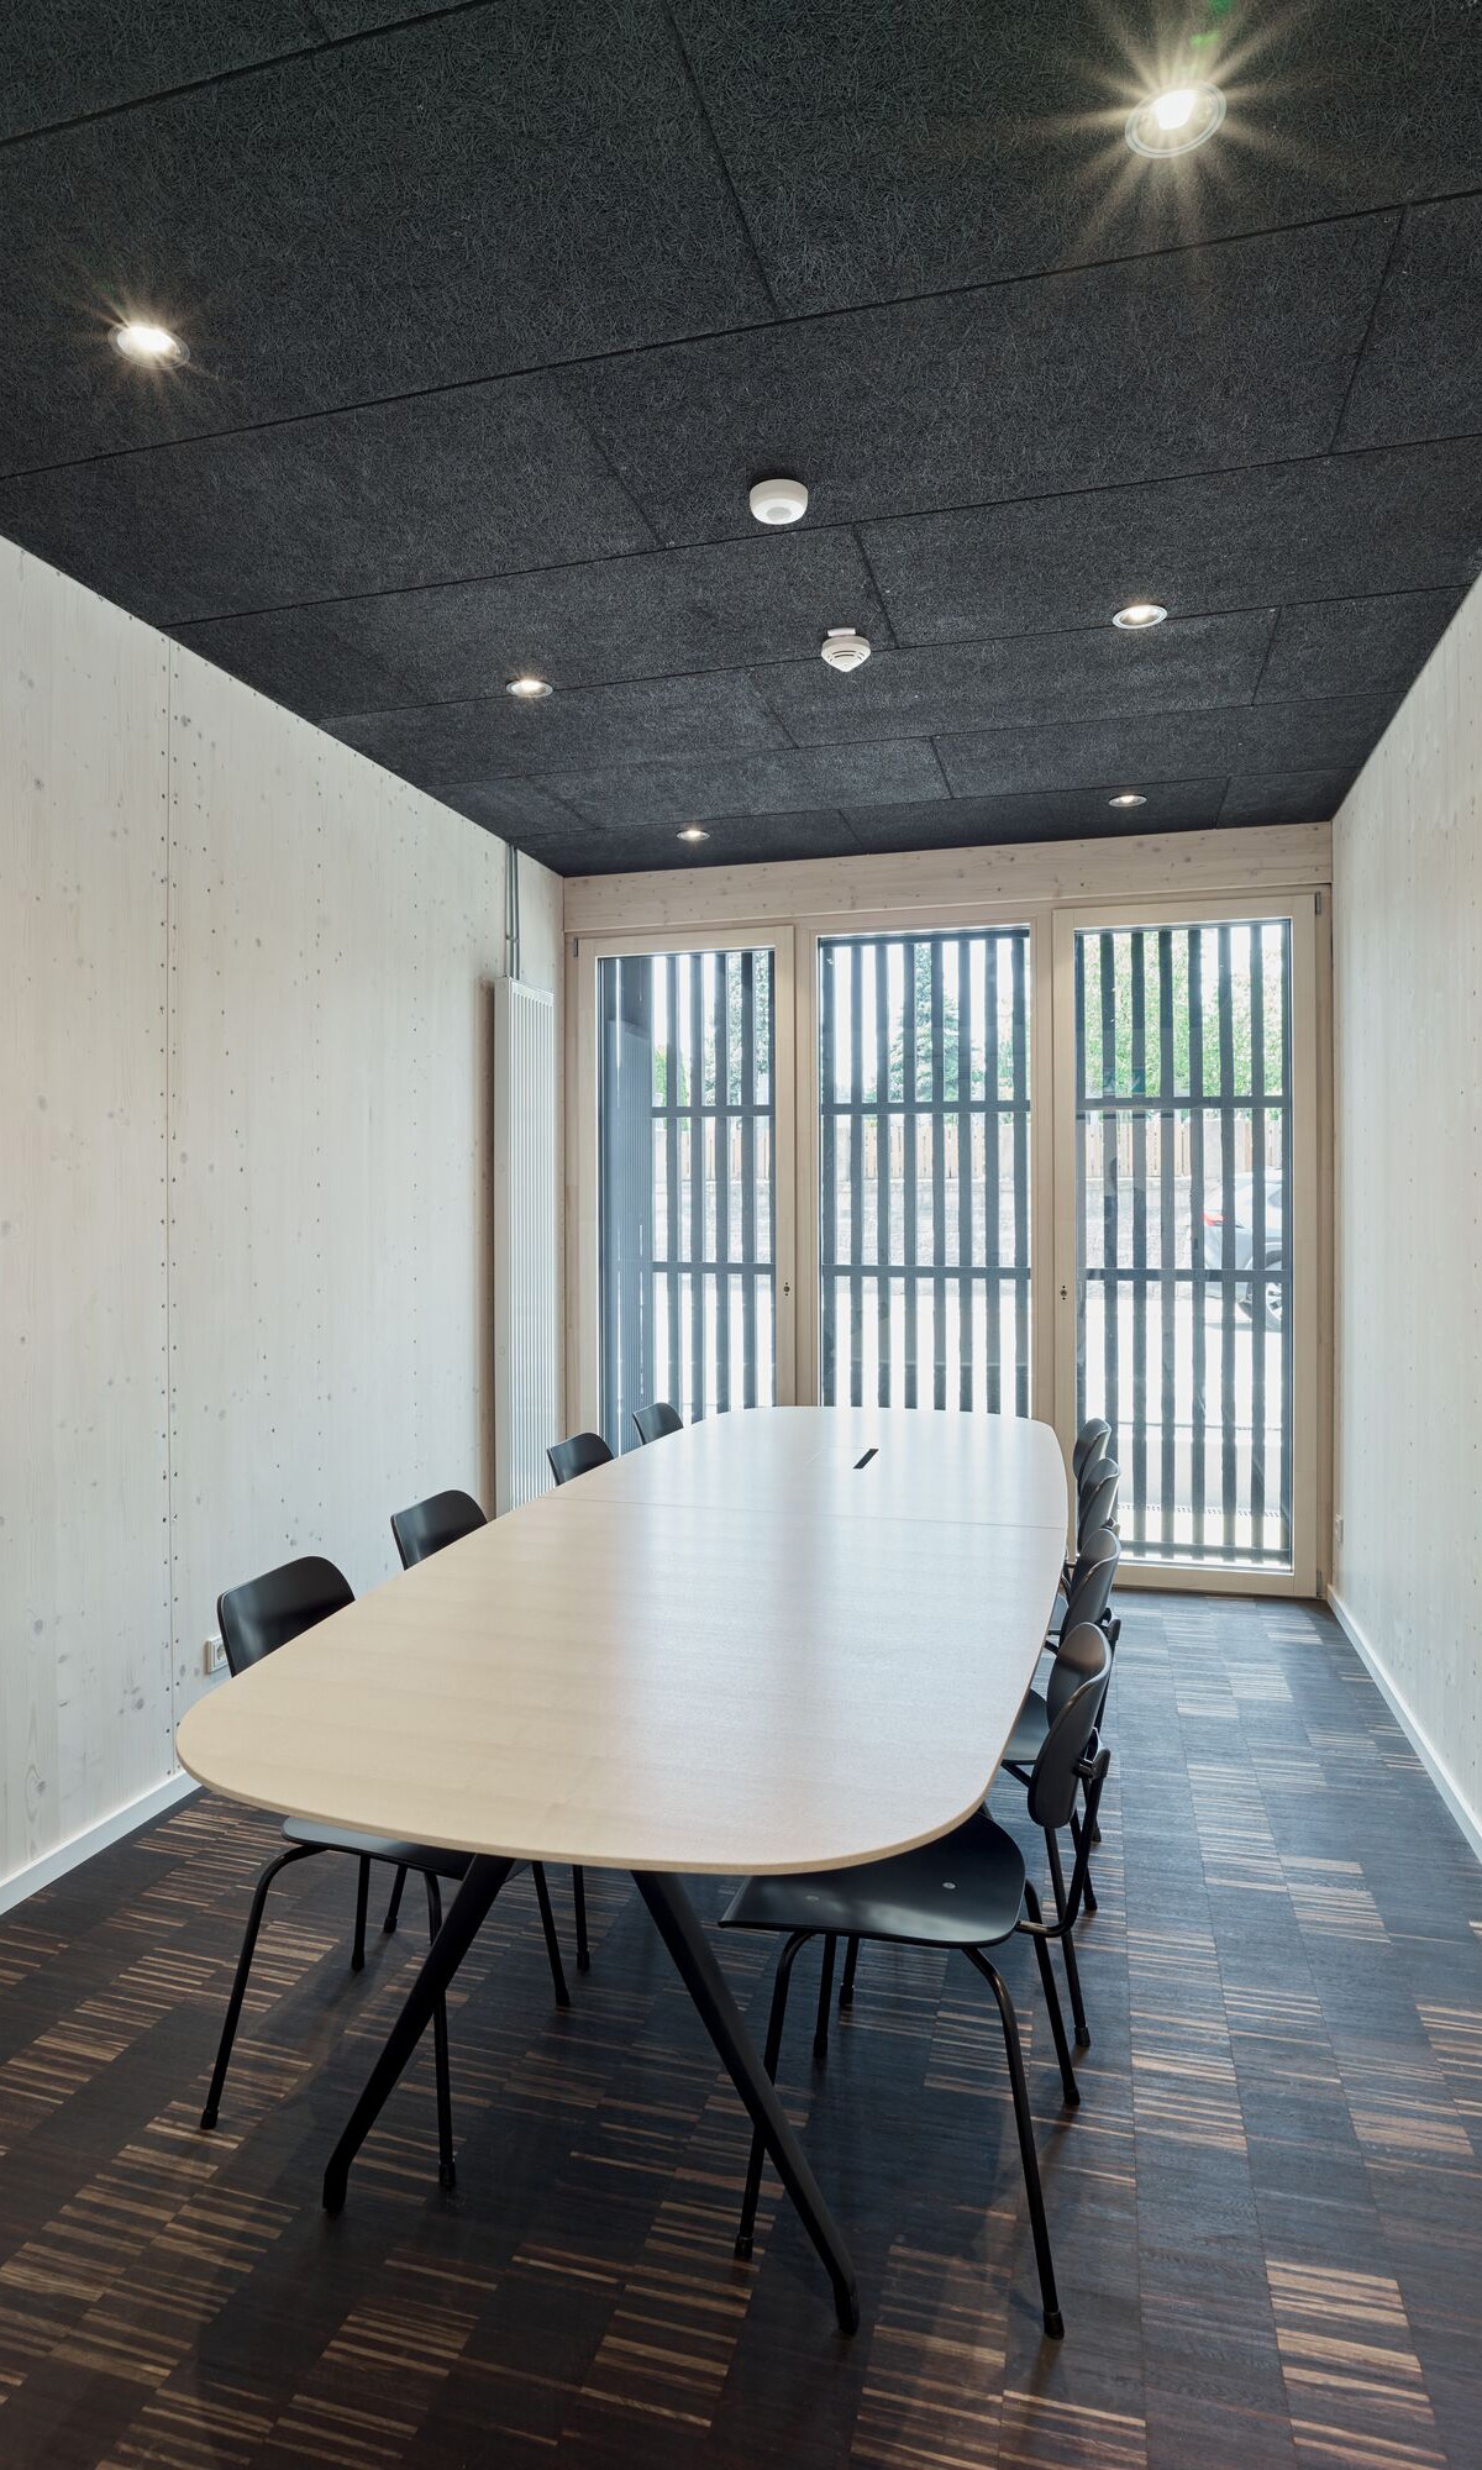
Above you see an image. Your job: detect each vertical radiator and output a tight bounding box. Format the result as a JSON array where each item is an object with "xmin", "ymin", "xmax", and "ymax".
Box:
[{"xmin": 492, "ymin": 977, "xmax": 558, "ymax": 1513}]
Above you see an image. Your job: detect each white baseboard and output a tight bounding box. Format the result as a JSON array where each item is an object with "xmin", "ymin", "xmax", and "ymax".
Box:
[
  {"xmin": 0, "ymin": 1770, "xmax": 199, "ymax": 1919},
  {"xmin": 1327, "ymin": 1586, "xmax": 1482, "ymax": 1867}
]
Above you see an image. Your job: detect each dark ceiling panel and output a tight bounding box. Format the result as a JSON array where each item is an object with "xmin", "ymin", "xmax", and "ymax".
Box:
[
  {"xmin": 753, "ymin": 613, "xmax": 1273, "ymax": 745},
  {"xmin": 565, "ymin": 219, "xmax": 1394, "ymax": 544},
  {"xmin": 0, "ymin": 378, "xmax": 655, "ymax": 625},
  {"xmin": 515, "ymin": 808, "xmax": 864, "ymax": 875},
  {"xmin": 1219, "ymin": 771, "xmax": 1355, "ymax": 828},
  {"xmin": 0, "ymin": 2, "xmax": 770, "ymax": 472},
  {"xmin": 672, "ymin": 0, "xmax": 1482, "ymax": 316},
  {"xmin": 432, "ymin": 779, "xmax": 588, "ymax": 839},
  {"xmin": 862, "ymin": 442, "xmax": 1482, "ymax": 648},
  {"xmin": 843, "ymin": 780, "xmax": 1229, "ymax": 849},
  {"xmin": 324, "ymin": 672, "xmax": 789, "ymax": 785},
  {"xmin": 172, "ymin": 529, "xmax": 890, "ymax": 713},
  {"xmin": 937, "ymin": 694, "xmax": 1391, "ymax": 799},
  {"xmin": 0, "ymin": 2, "xmax": 321, "ymax": 139},
  {"xmin": 1256, "ymin": 591, "xmax": 1461, "ymax": 706},
  {"xmin": 1339, "ymin": 196, "xmax": 1482, "ymax": 454},
  {"xmin": 542, "ymin": 739, "xmax": 947, "ymax": 829}
]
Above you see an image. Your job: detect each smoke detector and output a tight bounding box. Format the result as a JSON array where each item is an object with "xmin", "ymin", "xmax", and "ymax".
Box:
[
  {"xmin": 821, "ymin": 627, "xmax": 871, "ymax": 672},
  {"xmin": 749, "ymin": 476, "xmax": 808, "ymax": 526}
]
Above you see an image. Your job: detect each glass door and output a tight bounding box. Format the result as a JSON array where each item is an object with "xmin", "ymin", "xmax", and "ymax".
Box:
[
  {"xmin": 1054, "ymin": 901, "xmax": 1318, "ymax": 1584},
  {"xmin": 596, "ymin": 941, "xmax": 786, "ymax": 1453},
  {"xmin": 816, "ymin": 928, "xmax": 1033, "ymax": 1411}
]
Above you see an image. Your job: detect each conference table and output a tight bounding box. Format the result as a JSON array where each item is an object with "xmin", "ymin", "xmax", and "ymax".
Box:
[{"xmin": 176, "ymin": 1405, "xmax": 1068, "ymax": 2333}]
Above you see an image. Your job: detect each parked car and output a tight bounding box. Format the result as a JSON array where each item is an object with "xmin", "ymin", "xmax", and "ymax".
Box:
[{"xmin": 1200, "ymin": 1176, "xmax": 1285, "ymax": 1327}]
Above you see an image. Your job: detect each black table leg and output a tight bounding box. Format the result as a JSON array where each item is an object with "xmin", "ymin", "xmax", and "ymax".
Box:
[
  {"xmin": 321, "ymin": 1854, "xmax": 513, "ymax": 2215},
  {"xmin": 633, "ymin": 1871, "xmax": 860, "ymax": 2335}
]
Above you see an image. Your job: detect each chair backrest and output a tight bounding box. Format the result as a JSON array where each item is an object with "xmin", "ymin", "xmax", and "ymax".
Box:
[
  {"xmin": 217, "ymin": 1555, "xmax": 354, "ymax": 1677},
  {"xmin": 1072, "ymin": 1417, "xmax": 1112, "ymax": 1482},
  {"xmin": 1045, "ymin": 1619, "xmax": 1113, "ymax": 1726},
  {"xmin": 1027, "ymin": 1630, "xmax": 1112, "ymax": 1833},
  {"xmin": 1076, "ymin": 1459, "xmax": 1120, "ymax": 1553},
  {"xmin": 1063, "ymin": 1526, "xmax": 1120, "ymax": 1633},
  {"xmin": 547, "ymin": 1430, "xmax": 614, "ymax": 1487},
  {"xmin": 391, "ymin": 1488, "xmax": 486, "ymax": 1570},
  {"xmin": 632, "ymin": 1401, "xmax": 683, "ymax": 1447}
]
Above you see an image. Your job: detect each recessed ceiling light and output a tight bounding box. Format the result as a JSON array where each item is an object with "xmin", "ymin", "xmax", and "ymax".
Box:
[
  {"xmin": 1125, "ymin": 82, "xmax": 1225, "ymax": 157},
  {"xmin": 1112, "ymin": 601, "xmax": 1168, "ymax": 631},
  {"xmin": 112, "ymin": 320, "xmax": 187, "ymax": 366},
  {"xmin": 678, "ymin": 826, "xmax": 710, "ymax": 843},
  {"xmin": 820, "ymin": 627, "xmax": 872, "ymax": 671},
  {"xmin": 1108, "ymin": 792, "xmax": 1147, "ymax": 808},
  {"xmin": 506, "ymin": 675, "xmax": 552, "ymax": 699},
  {"xmin": 749, "ymin": 476, "xmax": 808, "ymax": 527}
]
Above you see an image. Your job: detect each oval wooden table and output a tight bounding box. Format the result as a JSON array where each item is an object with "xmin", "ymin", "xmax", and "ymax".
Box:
[{"xmin": 177, "ymin": 1405, "xmax": 1068, "ymax": 2333}]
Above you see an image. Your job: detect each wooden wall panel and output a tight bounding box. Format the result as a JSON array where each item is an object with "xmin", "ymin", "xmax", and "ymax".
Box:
[
  {"xmin": 0, "ymin": 541, "xmax": 173, "ymax": 1873},
  {"xmin": 1332, "ymin": 570, "xmax": 1482, "ymax": 1839},
  {"xmin": 1, "ymin": 536, "xmax": 563, "ymax": 1893}
]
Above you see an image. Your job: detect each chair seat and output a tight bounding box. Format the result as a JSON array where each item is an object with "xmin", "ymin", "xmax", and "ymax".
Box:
[
  {"xmin": 721, "ymin": 1810, "xmax": 1026, "ymax": 1950},
  {"xmin": 282, "ymin": 1819, "xmax": 472, "ymax": 1879},
  {"xmin": 1001, "ymin": 1687, "xmax": 1050, "ymax": 1770}
]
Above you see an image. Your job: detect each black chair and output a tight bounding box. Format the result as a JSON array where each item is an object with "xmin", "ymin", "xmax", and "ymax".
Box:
[
  {"xmin": 390, "ymin": 1488, "xmax": 590, "ymax": 1975},
  {"xmin": 1076, "ymin": 1458, "xmax": 1120, "ymax": 1557},
  {"xmin": 632, "ymin": 1401, "xmax": 683, "ymax": 1447},
  {"xmin": 1000, "ymin": 1621, "xmax": 1115, "ymax": 2044},
  {"xmin": 721, "ymin": 1642, "xmax": 1112, "ymax": 2340},
  {"xmin": 1071, "ymin": 1417, "xmax": 1111, "ymax": 1483},
  {"xmin": 202, "ymin": 1554, "xmax": 572, "ymax": 2187},
  {"xmin": 547, "ymin": 1431, "xmax": 614, "ymax": 1486}
]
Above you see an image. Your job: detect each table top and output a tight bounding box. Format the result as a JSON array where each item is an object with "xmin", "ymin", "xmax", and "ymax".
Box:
[{"xmin": 175, "ymin": 1407, "xmax": 1068, "ymax": 1877}]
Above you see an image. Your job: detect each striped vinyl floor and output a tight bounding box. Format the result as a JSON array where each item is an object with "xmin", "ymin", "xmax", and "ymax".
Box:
[{"xmin": 0, "ymin": 1593, "xmax": 1479, "ymax": 2468}]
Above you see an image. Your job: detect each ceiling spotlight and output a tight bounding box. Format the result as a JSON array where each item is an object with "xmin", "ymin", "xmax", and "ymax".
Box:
[
  {"xmin": 1112, "ymin": 601, "xmax": 1168, "ymax": 631},
  {"xmin": 112, "ymin": 320, "xmax": 187, "ymax": 365},
  {"xmin": 820, "ymin": 627, "xmax": 872, "ymax": 672},
  {"xmin": 1125, "ymin": 81, "xmax": 1225, "ymax": 157},
  {"xmin": 749, "ymin": 476, "xmax": 808, "ymax": 527},
  {"xmin": 1108, "ymin": 792, "xmax": 1147, "ymax": 808},
  {"xmin": 678, "ymin": 826, "xmax": 710, "ymax": 843},
  {"xmin": 506, "ymin": 675, "xmax": 552, "ymax": 698}
]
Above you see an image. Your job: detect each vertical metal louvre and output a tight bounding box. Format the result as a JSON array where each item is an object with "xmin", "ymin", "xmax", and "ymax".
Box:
[
  {"xmin": 818, "ymin": 929, "xmax": 1032, "ymax": 1413},
  {"xmin": 1075, "ymin": 919, "xmax": 1293, "ymax": 1567},
  {"xmin": 599, "ymin": 947, "xmax": 774, "ymax": 1452}
]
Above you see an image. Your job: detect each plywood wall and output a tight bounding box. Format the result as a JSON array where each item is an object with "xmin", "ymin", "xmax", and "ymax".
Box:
[
  {"xmin": 1332, "ymin": 569, "xmax": 1482, "ymax": 1842},
  {"xmin": 0, "ymin": 538, "xmax": 562, "ymax": 1889}
]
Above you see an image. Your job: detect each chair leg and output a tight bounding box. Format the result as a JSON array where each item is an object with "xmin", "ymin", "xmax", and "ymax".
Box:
[
  {"xmin": 383, "ymin": 1864, "xmax": 408, "ymax": 1936},
  {"xmin": 737, "ymin": 1930, "xmax": 812, "ymax": 2260},
  {"xmin": 839, "ymin": 1933, "xmax": 861, "ymax": 2011},
  {"xmin": 424, "ymin": 1874, "xmax": 457, "ymax": 2191},
  {"xmin": 964, "ymin": 1949, "xmax": 1064, "ymax": 2340},
  {"xmin": 1044, "ymin": 1830, "xmax": 1090, "ymax": 2048},
  {"xmin": 1069, "ymin": 1809, "xmax": 1099, "ymax": 1915},
  {"xmin": 1022, "ymin": 1885, "xmax": 1079, "ymax": 2109},
  {"xmin": 572, "ymin": 1865, "xmax": 590, "ymax": 1973},
  {"xmin": 530, "ymin": 1863, "xmax": 571, "ymax": 2009},
  {"xmin": 813, "ymin": 1934, "xmax": 837, "ymax": 2064},
  {"xmin": 201, "ymin": 1842, "xmax": 320, "ymax": 2130},
  {"xmin": 351, "ymin": 1854, "xmax": 371, "ymax": 1973}
]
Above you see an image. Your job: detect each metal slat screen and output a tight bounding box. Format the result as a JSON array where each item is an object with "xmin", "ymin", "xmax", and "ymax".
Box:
[
  {"xmin": 1075, "ymin": 920, "xmax": 1292, "ymax": 1567},
  {"xmin": 818, "ymin": 930, "xmax": 1031, "ymax": 1411},
  {"xmin": 599, "ymin": 948, "xmax": 774, "ymax": 1453}
]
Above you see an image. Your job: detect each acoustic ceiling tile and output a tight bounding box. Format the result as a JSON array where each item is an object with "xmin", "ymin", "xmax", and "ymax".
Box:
[
  {"xmin": 0, "ymin": 1, "xmax": 770, "ymax": 470},
  {"xmin": 862, "ymin": 441, "xmax": 1482, "ymax": 647},
  {"xmin": 323, "ymin": 670, "xmax": 789, "ymax": 785},
  {"xmin": 753, "ymin": 612, "xmax": 1274, "ymax": 745},
  {"xmin": 542, "ymin": 737, "xmax": 948, "ymax": 829},
  {"xmin": 0, "ymin": 377, "xmax": 655, "ymax": 624},
  {"xmin": 1339, "ymin": 196, "xmax": 1482, "ymax": 452},
  {"xmin": 566, "ymin": 218, "xmax": 1395, "ymax": 543},
  {"xmin": 1256, "ymin": 590, "xmax": 1462, "ymax": 705},
  {"xmin": 842, "ymin": 780, "xmax": 1229, "ymax": 848},
  {"xmin": 937, "ymin": 694, "xmax": 1392, "ymax": 798}
]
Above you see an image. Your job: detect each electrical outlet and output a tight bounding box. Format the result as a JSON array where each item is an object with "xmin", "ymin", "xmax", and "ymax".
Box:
[{"xmin": 203, "ymin": 1634, "xmax": 227, "ymax": 1676}]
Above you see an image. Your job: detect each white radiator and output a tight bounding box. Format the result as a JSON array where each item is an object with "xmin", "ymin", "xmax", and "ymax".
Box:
[{"xmin": 492, "ymin": 977, "xmax": 559, "ymax": 1514}]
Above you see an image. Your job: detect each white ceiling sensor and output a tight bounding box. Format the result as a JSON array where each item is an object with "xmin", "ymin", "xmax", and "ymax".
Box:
[
  {"xmin": 821, "ymin": 627, "xmax": 871, "ymax": 671},
  {"xmin": 749, "ymin": 476, "xmax": 808, "ymax": 526}
]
